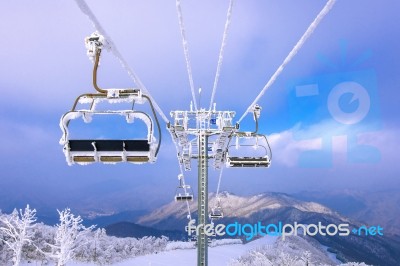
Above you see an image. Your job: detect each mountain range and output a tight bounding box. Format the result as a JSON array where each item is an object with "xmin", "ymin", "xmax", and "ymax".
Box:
[
  {"xmin": 293, "ymin": 189, "xmax": 400, "ymax": 236},
  {"xmin": 7, "ymin": 188, "xmax": 399, "ymax": 265},
  {"xmin": 133, "ymin": 191, "xmax": 400, "ymax": 265}
]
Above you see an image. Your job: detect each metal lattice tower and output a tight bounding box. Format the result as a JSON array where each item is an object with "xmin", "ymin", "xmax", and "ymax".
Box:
[
  {"xmin": 197, "ymin": 130, "xmax": 208, "ymax": 266},
  {"xmin": 169, "ymin": 107, "xmax": 237, "ymax": 266}
]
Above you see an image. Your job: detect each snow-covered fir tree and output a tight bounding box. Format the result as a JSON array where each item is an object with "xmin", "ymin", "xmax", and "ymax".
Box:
[
  {"xmin": 44, "ymin": 208, "xmax": 95, "ymax": 266},
  {"xmin": 0, "ymin": 205, "xmax": 37, "ymax": 266}
]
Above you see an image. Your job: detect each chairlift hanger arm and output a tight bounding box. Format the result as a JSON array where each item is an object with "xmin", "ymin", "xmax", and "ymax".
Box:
[
  {"xmin": 92, "ymin": 49, "xmax": 137, "ymax": 94},
  {"xmin": 236, "ymin": 105, "xmax": 260, "ymax": 137},
  {"xmin": 143, "ymin": 94, "xmax": 162, "ymax": 157}
]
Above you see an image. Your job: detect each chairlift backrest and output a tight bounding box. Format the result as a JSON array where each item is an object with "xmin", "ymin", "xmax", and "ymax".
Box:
[{"xmin": 60, "ymin": 93, "xmax": 161, "ymax": 165}]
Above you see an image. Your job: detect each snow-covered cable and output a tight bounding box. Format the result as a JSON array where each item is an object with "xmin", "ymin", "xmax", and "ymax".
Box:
[
  {"xmin": 215, "ymin": 167, "xmax": 224, "ymax": 199},
  {"xmin": 209, "ymin": 0, "xmax": 235, "ymax": 110},
  {"xmin": 176, "ymin": 0, "xmax": 198, "ymax": 111},
  {"xmin": 237, "ymin": 0, "xmax": 337, "ymax": 123},
  {"xmin": 74, "ymin": 0, "xmax": 169, "ymax": 123},
  {"xmin": 179, "ymin": 170, "xmax": 193, "ymax": 221}
]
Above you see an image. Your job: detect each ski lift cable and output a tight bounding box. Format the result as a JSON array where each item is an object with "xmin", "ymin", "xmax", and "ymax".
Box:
[
  {"xmin": 74, "ymin": 0, "xmax": 169, "ymax": 123},
  {"xmin": 237, "ymin": 0, "xmax": 337, "ymax": 123},
  {"xmin": 208, "ymin": 0, "xmax": 235, "ymax": 111},
  {"xmin": 168, "ymin": 129, "xmax": 192, "ymax": 220},
  {"xmin": 215, "ymin": 167, "xmax": 224, "ymax": 201},
  {"xmin": 176, "ymin": 0, "xmax": 198, "ymax": 111},
  {"xmin": 180, "ymin": 172, "xmax": 193, "ymax": 221}
]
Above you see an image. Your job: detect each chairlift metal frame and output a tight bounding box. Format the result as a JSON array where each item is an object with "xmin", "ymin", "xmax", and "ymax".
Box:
[
  {"xmin": 60, "ymin": 36, "xmax": 161, "ymax": 165},
  {"xmin": 209, "ymin": 197, "xmax": 224, "ymax": 220},
  {"xmin": 225, "ymin": 105, "xmax": 272, "ymax": 168},
  {"xmin": 209, "ymin": 206, "xmax": 224, "ymax": 220},
  {"xmin": 175, "ymin": 174, "xmax": 194, "ymax": 201},
  {"xmin": 225, "ymin": 133, "xmax": 271, "ymax": 168}
]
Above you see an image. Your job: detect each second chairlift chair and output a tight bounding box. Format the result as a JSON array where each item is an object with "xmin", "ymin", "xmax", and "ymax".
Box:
[{"xmin": 225, "ymin": 105, "xmax": 272, "ymax": 168}]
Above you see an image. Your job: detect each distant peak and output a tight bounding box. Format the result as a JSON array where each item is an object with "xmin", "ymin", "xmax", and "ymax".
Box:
[{"xmin": 218, "ymin": 191, "xmax": 233, "ymax": 197}]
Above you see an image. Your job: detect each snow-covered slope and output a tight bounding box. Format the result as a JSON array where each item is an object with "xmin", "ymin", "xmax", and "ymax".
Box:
[
  {"xmin": 112, "ymin": 236, "xmax": 278, "ymax": 266},
  {"xmin": 23, "ymin": 235, "xmax": 344, "ymax": 266},
  {"xmin": 119, "ymin": 235, "xmax": 344, "ymax": 266}
]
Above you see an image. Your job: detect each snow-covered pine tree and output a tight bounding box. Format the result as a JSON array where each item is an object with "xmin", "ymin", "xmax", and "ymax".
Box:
[
  {"xmin": 45, "ymin": 208, "xmax": 95, "ymax": 266},
  {"xmin": 277, "ymin": 251, "xmax": 299, "ymax": 266},
  {"xmin": 92, "ymin": 228, "xmax": 107, "ymax": 263},
  {"xmin": 74, "ymin": 227, "xmax": 108, "ymax": 264},
  {"xmin": 300, "ymin": 250, "xmax": 313, "ymax": 266},
  {"xmin": 0, "ymin": 204, "xmax": 37, "ymax": 266}
]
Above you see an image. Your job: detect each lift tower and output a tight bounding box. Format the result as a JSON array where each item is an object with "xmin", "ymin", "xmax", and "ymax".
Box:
[{"xmin": 169, "ymin": 107, "xmax": 237, "ymax": 266}]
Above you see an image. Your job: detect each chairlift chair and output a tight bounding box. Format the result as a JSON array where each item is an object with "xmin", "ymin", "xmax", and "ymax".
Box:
[
  {"xmin": 60, "ymin": 109, "xmax": 159, "ymax": 165},
  {"xmin": 174, "ymin": 175, "xmax": 194, "ymax": 201},
  {"xmin": 175, "ymin": 191, "xmax": 193, "ymax": 201},
  {"xmin": 60, "ymin": 33, "xmax": 161, "ymax": 165},
  {"xmin": 209, "ymin": 197, "xmax": 224, "ymax": 220},
  {"xmin": 209, "ymin": 206, "xmax": 224, "ymax": 220},
  {"xmin": 225, "ymin": 133, "xmax": 271, "ymax": 168},
  {"xmin": 225, "ymin": 104, "xmax": 272, "ymax": 168}
]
